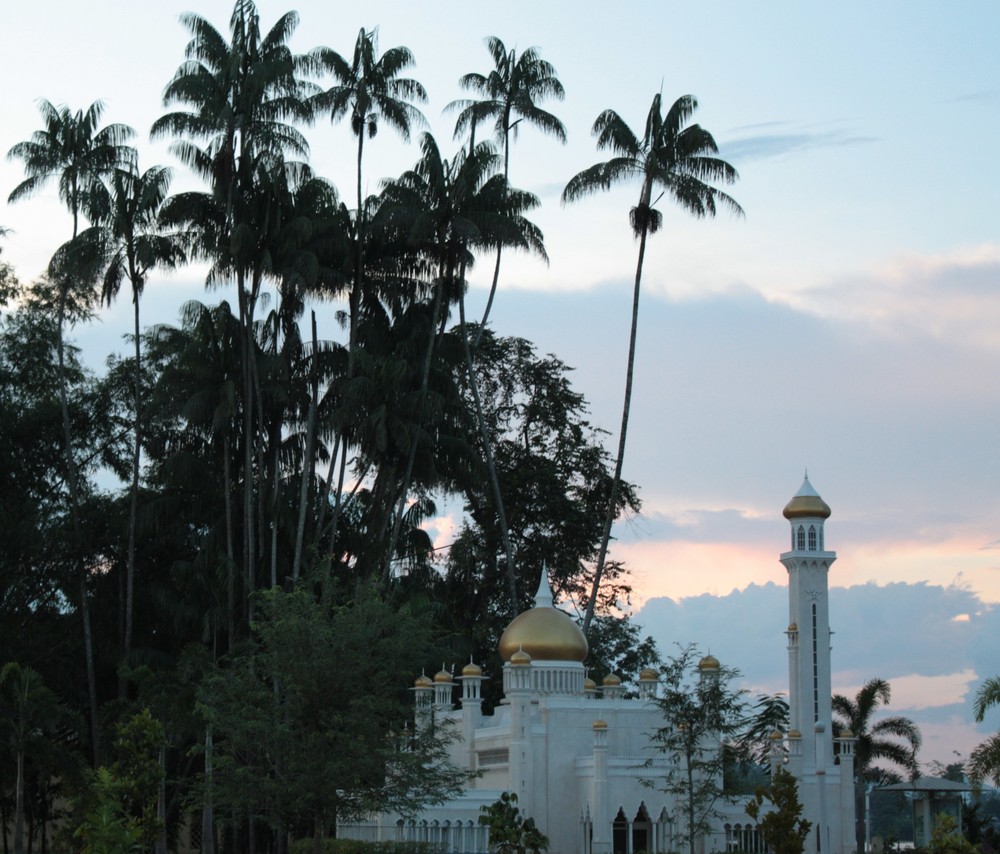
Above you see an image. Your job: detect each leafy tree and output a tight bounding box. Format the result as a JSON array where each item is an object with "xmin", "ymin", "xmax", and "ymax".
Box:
[
  {"xmin": 644, "ymin": 645, "xmax": 749, "ymax": 854},
  {"xmin": 0, "ymin": 663, "xmax": 67, "ymax": 854},
  {"xmin": 562, "ymin": 93, "xmax": 742, "ymax": 635},
  {"xmin": 0, "ymin": 227, "xmax": 17, "ymax": 306},
  {"xmin": 438, "ymin": 329, "xmax": 641, "ymax": 691},
  {"xmin": 736, "ymin": 693, "xmax": 791, "ymax": 767},
  {"xmin": 746, "ymin": 767, "xmax": 812, "ymax": 854},
  {"xmin": 479, "ymin": 792, "xmax": 549, "ymax": 854},
  {"xmin": 969, "ymin": 675, "xmax": 1000, "ymax": 788},
  {"xmin": 832, "ymin": 678, "xmax": 921, "ymax": 854},
  {"xmin": 926, "ymin": 813, "xmax": 978, "ymax": 854},
  {"xmin": 198, "ymin": 587, "xmax": 469, "ymax": 851}
]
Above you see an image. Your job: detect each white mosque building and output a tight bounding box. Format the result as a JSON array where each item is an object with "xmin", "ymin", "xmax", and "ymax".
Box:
[{"xmin": 342, "ymin": 478, "xmax": 857, "ymax": 854}]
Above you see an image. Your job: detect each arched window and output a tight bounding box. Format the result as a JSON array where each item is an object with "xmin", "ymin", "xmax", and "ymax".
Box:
[
  {"xmin": 797, "ymin": 526, "xmax": 806, "ymax": 550},
  {"xmin": 808, "ymin": 525, "xmax": 817, "ymax": 550},
  {"xmin": 819, "ymin": 528, "xmax": 824, "ymax": 550}
]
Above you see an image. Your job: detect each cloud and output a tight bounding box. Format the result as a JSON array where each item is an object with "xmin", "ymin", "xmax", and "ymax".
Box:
[
  {"xmin": 720, "ymin": 122, "xmax": 877, "ymax": 163},
  {"xmin": 633, "ymin": 581, "xmax": 1000, "ymax": 764},
  {"xmin": 787, "ymin": 244, "xmax": 1000, "ymax": 352}
]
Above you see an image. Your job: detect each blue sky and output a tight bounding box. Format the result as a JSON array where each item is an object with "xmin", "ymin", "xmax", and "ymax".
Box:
[{"xmin": 1, "ymin": 1, "xmax": 998, "ymax": 767}]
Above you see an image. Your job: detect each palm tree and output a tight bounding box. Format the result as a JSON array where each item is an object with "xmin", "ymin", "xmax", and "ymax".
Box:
[
  {"xmin": 380, "ymin": 134, "xmax": 544, "ymax": 600},
  {"xmin": 153, "ymin": 0, "xmax": 312, "ymax": 623},
  {"xmin": 448, "ymin": 36, "xmax": 565, "ymax": 336},
  {"xmin": 969, "ymin": 675, "xmax": 1000, "ymax": 787},
  {"xmin": 310, "ymin": 27, "xmax": 427, "ymax": 361},
  {"xmin": 562, "ymin": 93, "xmax": 742, "ymax": 635},
  {"xmin": 85, "ymin": 159, "xmax": 185, "ymax": 689},
  {"xmin": 7, "ymin": 99, "xmax": 134, "ymax": 766},
  {"xmin": 833, "ymin": 678, "xmax": 921, "ymax": 854}
]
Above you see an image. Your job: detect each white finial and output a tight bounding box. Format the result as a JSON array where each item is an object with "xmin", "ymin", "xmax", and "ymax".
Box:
[{"xmin": 534, "ymin": 564, "xmax": 554, "ymax": 608}]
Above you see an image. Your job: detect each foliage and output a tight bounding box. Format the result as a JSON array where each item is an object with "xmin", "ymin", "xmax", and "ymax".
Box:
[
  {"xmin": 833, "ymin": 678, "xmax": 921, "ymax": 854},
  {"xmin": 73, "ymin": 767, "xmax": 143, "ymax": 854},
  {"xmin": 65, "ymin": 710, "xmax": 165, "ymax": 852},
  {"xmin": 197, "ymin": 586, "xmax": 470, "ymax": 838},
  {"xmin": 479, "ymin": 792, "xmax": 549, "ymax": 854},
  {"xmin": 925, "ymin": 813, "xmax": 978, "ymax": 854},
  {"xmin": 644, "ymin": 645, "xmax": 749, "ymax": 854},
  {"xmin": 745, "ymin": 767, "xmax": 812, "ymax": 854},
  {"xmin": 0, "ymin": 6, "xmax": 744, "ymax": 851},
  {"xmin": 969, "ymin": 676, "xmax": 1000, "ymax": 789}
]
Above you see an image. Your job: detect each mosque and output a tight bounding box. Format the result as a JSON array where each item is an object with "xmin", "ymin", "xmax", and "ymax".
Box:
[{"xmin": 341, "ymin": 478, "xmax": 857, "ymax": 854}]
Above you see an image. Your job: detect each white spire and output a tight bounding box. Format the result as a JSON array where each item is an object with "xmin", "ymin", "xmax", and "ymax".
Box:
[
  {"xmin": 534, "ymin": 564, "xmax": 554, "ymax": 608},
  {"xmin": 796, "ymin": 472, "xmax": 821, "ymax": 498}
]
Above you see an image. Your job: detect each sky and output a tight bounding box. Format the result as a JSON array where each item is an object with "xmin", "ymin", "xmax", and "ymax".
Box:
[{"xmin": 1, "ymin": 1, "xmax": 998, "ymax": 769}]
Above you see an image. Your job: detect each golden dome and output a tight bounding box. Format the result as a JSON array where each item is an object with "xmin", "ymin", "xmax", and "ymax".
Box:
[
  {"xmin": 639, "ymin": 667, "xmax": 659, "ymax": 681},
  {"xmin": 841, "ymin": 728, "xmax": 854, "ymax": 738},
  {"xmin": 461, "ymin": 661, "xmax": 482, "ymax": 678},
  {"xmin": 783, "ymin": 475, "xmax": 831, "ymax": 519},
  {"xmin": 788, "ymin": 729, "xmax": 802, "ymax": 739},
  {"xmin": 770, "ymin": 730, "xmax": 784, "ymax": 741},
  {"xmin": 498, "ymin": 571, "xmax": 588, "ymax": 662},
  {"xmin": 593, "ymin": 719, "xmax": 608, "ymax": 730},
  {"xmin": 434, "ymin": 668, "xmax": 452, "ymax": 683},
  {"xmin": 414, "ymin": 673, "xmax": 433, "ymax": 688},
  {"xmin": 510, "ymin": 647, "xmax": 532, "ymax": 666},
  {"xmin": 788, "ymin": 622, "xmax": 798, "ymax": 632},
  {"xmin": 602, "ymin": 673, "xmax": 622, "ymax": 686},
  {"xmin": 584, "ymin": 677, "xmax": 597, "ymax": 690},
  {"xmin": 699, "ymin": 654, "xmax": 720, "ymax": 671}
]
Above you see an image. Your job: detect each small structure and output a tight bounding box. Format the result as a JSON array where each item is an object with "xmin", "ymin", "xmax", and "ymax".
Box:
[{"xmin": 877, "ymin": 777, "xmax": 973, "ymax": 847}]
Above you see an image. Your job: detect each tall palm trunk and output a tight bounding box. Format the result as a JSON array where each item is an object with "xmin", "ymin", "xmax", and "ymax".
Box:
[
  {"xmin": 475, "ymin": 133, "xmax": 510, "ymax": 343},
  {"xmin": 237, "ymin": 271, "xmax": 256, "ymax": 624},
  {"xmin": 121, "ymin": 283, "xmax": 141, "ymax": 698},
  {"xmin": 458, "ymin": 281, "xmax": 517, "ymax": 608},
  {"xmin": 583, "ymin": 221, "xmax": 649, "ymax": 635},
  {"xmin": 56, "ymin": 203, "xmax": 102, "ymax": 765},
  {"xmin": 292, "ymin": 313, "xmax": 319, "ymax": 580}
]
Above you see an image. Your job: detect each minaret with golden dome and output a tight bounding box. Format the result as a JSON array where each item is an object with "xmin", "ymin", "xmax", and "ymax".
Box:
[
  {"xmin": 780, "ymin": 474, "xmax": 854, "ymax": 854},
  {"xmin": 781, "ymin": 473, "xmax": 834, "ymax": 763}
]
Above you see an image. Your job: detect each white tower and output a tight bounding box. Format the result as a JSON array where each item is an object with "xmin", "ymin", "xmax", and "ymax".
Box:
[{"xmin": 780, "ymin": 475, "xmax": 854, "ymax": 854}]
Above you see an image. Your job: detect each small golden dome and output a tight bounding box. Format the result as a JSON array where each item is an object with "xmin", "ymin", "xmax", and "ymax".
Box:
[
  {"xmin": 593, "ymin": 719, "xmax": 608, "ymax": 730},
  {"xmin": 602, "ymin": 673, "xmax": 622, "ymax": 686},
  {"xmin": 510, "ymin": 647, "xmax": 532, "ymax": 666},
  {"xmin": 788, "ymin": 729, "xmax": 802, "ymax": 739},
  {"xmin": 584, "ymin": 677, "xmax": 597, "ymax": 690},
  {"xmin": 461, "ymin": 661, "xmax": 482, "ymax": 678},
  {"xmin": 434, "ymin": 668, "xmax": 452, "ymax": 683},
  {"xmin": 770, "ymin": 730, "xmax": 784, "ymax": 740},
  {"xmin": 841, "ymin": 728, "xmax": 854, "ymax": 738},
  {"xmin": 639, "ymin": 667, "xmax": 659, "ymax": 681},
  {"xmin": 414, "ymin": 673, "xmax": 433, "ymax": 688},
  {"xmin": 783, "ymin": 476, "xmax": 831, "ymax": 519},
  {"xmin": 788, "ymin": 622, "xmax": 798, "ymax": 632},
  {"xmin": 699, "ymin": 654, "xmax": 720, "ymax": 671}
]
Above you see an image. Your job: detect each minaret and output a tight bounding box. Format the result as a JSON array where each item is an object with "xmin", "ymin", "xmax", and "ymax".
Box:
[
  {"xmin": 780, "ymin": 474, "xmax": 851, "ymax": 854},
  {"xmin": 781, "ymin": 474, "xmax": 834, "ymax": 764}
]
